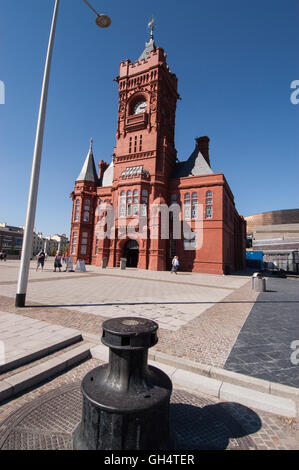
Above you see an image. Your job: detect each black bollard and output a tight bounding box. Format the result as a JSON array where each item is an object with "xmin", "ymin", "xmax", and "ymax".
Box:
[{"xmin": 73, "ymin": 317, "xmax": 175, "ymax": 450}]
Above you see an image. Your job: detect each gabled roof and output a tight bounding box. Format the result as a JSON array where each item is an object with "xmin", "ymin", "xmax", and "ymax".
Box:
[
  {"xmin": 172, "ymin": 143, "xmax": 214, "ymax": 179},
  {"xmin": 101, "ymin": 160, "xmax": 114, "ymax": 187},
  {"xmin": 76, "ymin": 139, "xmax": 99, "ymax": 184}
]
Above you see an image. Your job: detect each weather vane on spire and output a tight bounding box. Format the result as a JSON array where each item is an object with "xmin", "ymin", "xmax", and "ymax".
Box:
[{"xmin": 148, "ymin": 16, "xmax": 155, "ymax": 40}]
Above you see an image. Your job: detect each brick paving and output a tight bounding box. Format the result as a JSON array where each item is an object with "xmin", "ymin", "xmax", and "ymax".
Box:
[{"xmin": 225, "ymin": 277, "xmax": 299, "ymax": 388}]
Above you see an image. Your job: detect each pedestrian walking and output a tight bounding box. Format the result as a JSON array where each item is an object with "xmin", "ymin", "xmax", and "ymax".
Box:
[
  {"xmin": 171, "ymin": 256, "xmax": 179, "ymax": 274},
  {"xmin": 0, "ymin": 251, "xmax": 3, "ymax": 261},
  {"xmin": 54, "ymin": 252, "xmax": 62, "ymax": 272},
  {"xmin": 63, "ymin": 251, "xmax": 69, "ymax": 272},
  {"xmin": 36, "ymin": 250, "xmax": 46, "ymax": 271}
]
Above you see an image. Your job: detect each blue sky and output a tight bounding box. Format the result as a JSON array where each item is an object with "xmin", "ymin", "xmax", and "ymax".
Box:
[{"xmin": 1, "ymin": 0, "xmax": 298, "ymax": 237}]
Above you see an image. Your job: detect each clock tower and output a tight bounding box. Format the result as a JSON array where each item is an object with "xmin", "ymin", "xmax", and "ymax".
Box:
[{"xmin": 113, "ymin": 27, "xmax": 180, "ymax": 186}]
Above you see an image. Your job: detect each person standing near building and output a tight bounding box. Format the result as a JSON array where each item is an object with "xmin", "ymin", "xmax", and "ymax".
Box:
[
  {"xmin": 171, "ymin": 256, "xmax": 179, "ymax": 274},
  {"xmin": 36, "ymin": 250, "xmax": 46, "ymax": 271},
  {"xmin": 63, "ymin": 251, "xmax": 69, "ymax": 272},
  {"xmin": 54, "ymin": 252, "xmax": 62, "ymax": 272}
]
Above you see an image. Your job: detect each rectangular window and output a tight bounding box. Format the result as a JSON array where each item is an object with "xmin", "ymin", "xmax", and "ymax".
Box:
[
  {"xmin": 71, "ymin": 232, "xmax": 77, "ymax": 254},
  {"xmin": 74, "ymin": 200, "xmax": 80, "ymax": 221},
  {"xmin": 127, "ymin": 204, "xmax": 132, "ymax": 216},
  {"xmin": 119, "ymin": 204, "xmax": 126, "ymax": 217},
  {"xmin": 184, "ymin": 205, "xmax": 191, "ymax": 219},
  {"xmin": 205, "ymin": 206, "xmax": 212, "ymax": 219},
  {"xmin": 81, "ymin": 245, "xmax": 87, "ymax": 255},
  {"xmin": 191, "ymin": 205, "xmax": 198, "ymax": 219},
  {"xmin": 139, "ymin": 135, "xmax": 143, "ymax": 152},
  {"xmin": 81, "ymin": 232, "xmax": 88, "ymax": 244},
  {"xmin": 141, "ymin": 204, "xmax": 147, "ymax": 216}
]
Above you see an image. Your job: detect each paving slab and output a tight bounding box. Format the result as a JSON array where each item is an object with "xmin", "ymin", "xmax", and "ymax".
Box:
[
  {"xmin": 0, "ymin": 311, "xmax": 82, "ymax": 374},
  {"xmin": 0, "ymin": 343, "xmax": 93, "ymax": 400}
]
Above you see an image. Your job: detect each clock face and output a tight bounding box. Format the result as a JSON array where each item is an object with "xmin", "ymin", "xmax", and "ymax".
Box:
[{"xmin": 134, "ymin": 101, "xmax": 147, "ymax": 114}]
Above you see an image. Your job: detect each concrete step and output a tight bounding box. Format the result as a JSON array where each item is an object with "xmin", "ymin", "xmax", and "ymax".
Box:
[
  {"xmin": 0, "ymin": 342, "xmax": 93, "ymax": 403},
  {"xmin": 0, "ymin": 331, "xmax": 83, "ymax": 375}
]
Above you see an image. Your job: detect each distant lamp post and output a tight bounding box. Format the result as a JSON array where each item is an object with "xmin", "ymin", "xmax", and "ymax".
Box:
[{"xmin": 15, "ymin": 0, "xmax": 111, "ymax": 308}]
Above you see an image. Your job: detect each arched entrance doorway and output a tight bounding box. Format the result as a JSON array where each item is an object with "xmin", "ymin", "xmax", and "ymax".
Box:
[{"xmin": 123, "ymin": 239, "xmax": 139, "ymax": 268}]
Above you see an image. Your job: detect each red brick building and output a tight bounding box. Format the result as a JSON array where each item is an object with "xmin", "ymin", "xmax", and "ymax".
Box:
[{"xmin": 69, "ymin": 31, "xmax": 246, "ymax": 274}]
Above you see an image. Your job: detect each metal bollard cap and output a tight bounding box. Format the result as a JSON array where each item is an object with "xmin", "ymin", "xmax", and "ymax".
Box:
[{"xmin": 101, "ymin": 317, "xmax": 158, "ymax": 350}]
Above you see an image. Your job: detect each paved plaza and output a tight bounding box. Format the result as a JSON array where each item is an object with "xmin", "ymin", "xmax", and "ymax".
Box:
[
  {"xmin": 0, "ymin": 260, "xmax": 298, "ymax": 450},
  {"xmin": 0, "ymin": 261, "xmax": 256, "ymax": 365}
]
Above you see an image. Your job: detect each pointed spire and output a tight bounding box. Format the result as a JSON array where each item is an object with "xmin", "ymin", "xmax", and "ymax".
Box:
[
  {"xmin": 76, "ymin": 138, "xmax": 99, "ymax": 184},
  {"xmin": 138, "ymin": 16, "xmax": 157, "ymax": 61}
]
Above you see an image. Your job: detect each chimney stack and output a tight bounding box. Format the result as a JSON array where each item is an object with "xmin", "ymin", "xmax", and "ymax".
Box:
[
  {"xmin": 98, "ymin": 160, "xmax": 109, "ymax": 182},
  {"xmin": 195, "ymin": 136, "xmax": 210, "ymax": 167}
]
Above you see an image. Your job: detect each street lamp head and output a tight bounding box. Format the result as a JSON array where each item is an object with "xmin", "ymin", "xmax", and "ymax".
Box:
[{"xmin": 95, "ymin": 14, "xmax": 111, "ymax": 28}]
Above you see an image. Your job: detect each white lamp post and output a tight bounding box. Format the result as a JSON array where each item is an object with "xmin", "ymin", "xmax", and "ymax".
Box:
[{"xmin": 15, "ymin": 0, "xmax": 111, "ymax": 307}]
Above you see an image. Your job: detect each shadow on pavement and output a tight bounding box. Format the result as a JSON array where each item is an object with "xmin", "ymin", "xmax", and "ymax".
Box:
[{"xmin": 170, "ymin": 401, "xmax": 261, "ymax": 450}]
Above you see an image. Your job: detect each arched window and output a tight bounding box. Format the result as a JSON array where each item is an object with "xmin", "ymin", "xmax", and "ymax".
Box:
[
  {"xmin": 184, "ymin": 193, "xmax": 191, "ymax": 219},
  {"xmin": 119, "ymin": 191, "xmax": 126, "ymax": 217},
  {"xmin": 205, "ymin": 190, "xmax": 213, "ymax": 219},
  {"xmin": 191, "ymin": 192, "xmax": 198, "ymax": 219},
  {"xmin": 83, "ymin": 200, "xmax": 90, "ymax": 222},
  {"xmin": 74, "ymin": 200, "xmax": 80, "ymax": 221},
  {"xmin": 119, "ymin": 190, "xmax": 140, "ymax": 217}
]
